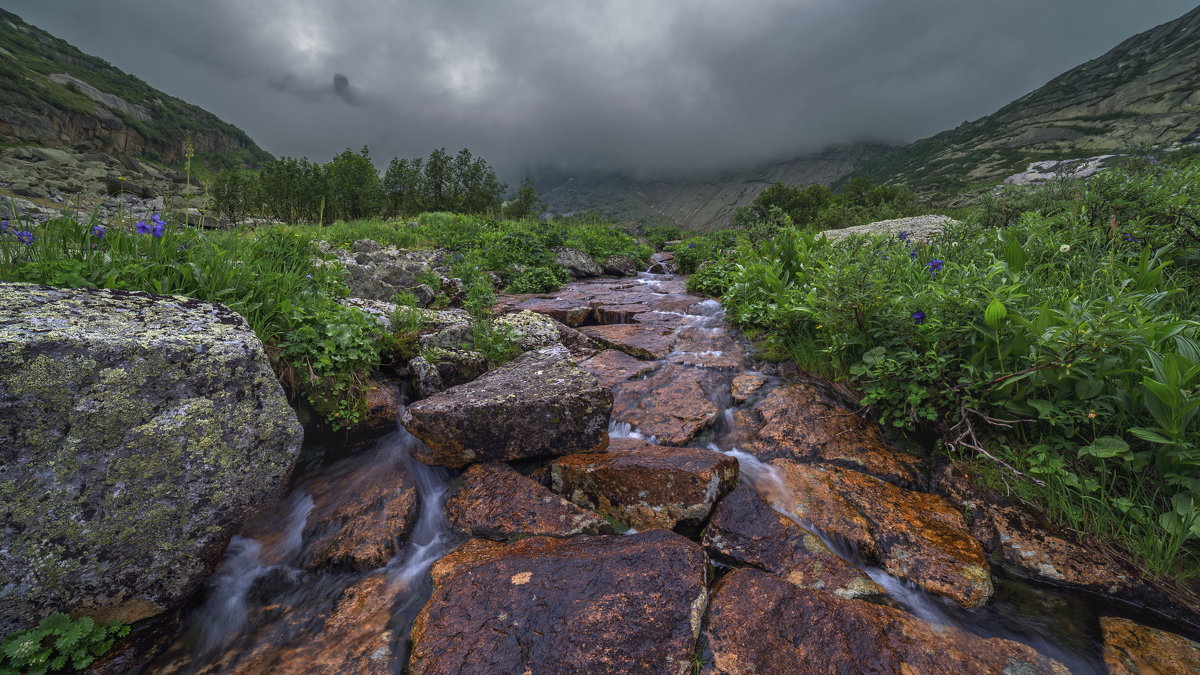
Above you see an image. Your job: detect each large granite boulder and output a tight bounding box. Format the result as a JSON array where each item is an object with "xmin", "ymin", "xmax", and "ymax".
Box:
[
  {"xmin": 0, "ymin": 284, "xmax": 303, "ymax": 634},
  {"xmin": 410, "ymin": 530, "xmax": 708, "ymax": 674},
  {"xmin": 552, "ymin": 247, "xmax": 604, "ymax": 277},
  {"xmin": 401, "ymin": 346, "xmax": 613, "ymax": 468}
]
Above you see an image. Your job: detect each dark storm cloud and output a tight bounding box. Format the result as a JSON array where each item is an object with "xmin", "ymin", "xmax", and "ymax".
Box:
[{"xmin": 8, "ymin": 0, "xmax": 1197, "ymax": 179}]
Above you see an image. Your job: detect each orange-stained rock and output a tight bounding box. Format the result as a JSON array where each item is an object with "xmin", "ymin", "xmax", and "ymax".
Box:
[
  {"xmin": 702, "ymin": 483, "xmax": 881, "ymax": 599},
  {"xmin": 770, "ymin": 459, "xmax": 993, "ymax": 608},
  {"xmin": 580, "ymin": 323, "xmax": 678, "ymax": 359},
  {"xmin": 729, "ymin": 373, "xmax": 769, "ymax": 404},
  {"xmin": 445, "ymin": 463, "xmax": 612, "ymax": 539},
  {"xmin": 737, "ymin": 382, "xmax": 921, "ymax": 486},
  {"xmin": 580, "ymin": 348, "xmax": 661, "ymax": 388},
  {"xmin": 612, "ymin": 365, "xmax": 720, "ymax": 445},
  {"xmin": 410, "ymin": 530, "xmax": 709, "ymax": 675},
  {"xmin": 550, "ymin": 438, "xmax": 739, "ymax": 532},
  {"xmin": 1101, "ymin": 616, "xmax": 1200, "ymax": 675},
  {"xmin": 357, "ymin": 380, "xmax": 401, "ymax": 436},
  {"xmin": 299, "ymin": 457, "xmax": 419, "ymax": 571},
  {"xmin": 512, "ymin": 295, "xmax": 593, "ymax": 326},
  {"xmin": 703, "ymin": 568, "xmax": 1068, "ymax": 675}
]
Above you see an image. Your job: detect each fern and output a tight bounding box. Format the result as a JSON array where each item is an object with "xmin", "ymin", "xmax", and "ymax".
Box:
[{"xmin": 0, "ymin": 613, "xmax": 129, "ymax": 675}]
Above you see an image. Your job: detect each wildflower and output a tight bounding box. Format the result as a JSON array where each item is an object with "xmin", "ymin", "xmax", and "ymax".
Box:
[
  {"xmin": 911, "ymin": 310, "xmax": 926, "ymax": 325},
  {"xmin": 1087, "ymin": 411, "xmax": 1097, "ymax": 419},
  {"xmin": 897, "ymin": 230, "xmax": 910, "ymax": 242},
  {"xmin": 909, "ymin": 248, "xmax": 919, "ymax": 260},
  {"xmin": 151, "ymin": 222, "xmax": 165, "ymax": 238},
  {"xmin": 926, "ymin": 259, "xmax": 944, "ymax": 275},
  {"xmin": 1059, "ymin": 244, "xmax": 1070, "ymax": 253},
  {"xmin": 92, "ymin": 225, "xmax": 105, "ymax": 238},
  {"xmin": 0, "ymin": 220, "xmax": 8, "ymax": 233},
  {"xmin": 1123, "ymin": 233, "xmax": 1141, "ymax": 244},
  {"xmin": 16, "ymin": 230, "xmax": 34, "ymax": 245},
  {"xmin": 305, "ymin": 274, "xmax": 313, "ymax": 279},
  {"xmin": 688, "ymin": 242, "xmax": 697, "ymax": 249},
  {"xmin": 136, "ymin": 220, "xmax": 152, "ymax": 234},
  {"xmin": 151, "ymin": 213, "xmax": 165, "ymax": 224}
]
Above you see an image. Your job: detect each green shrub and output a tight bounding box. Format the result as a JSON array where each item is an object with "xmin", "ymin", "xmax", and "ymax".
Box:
[
  {"xmin": 670, "ymin": 230, "xmax": 741, "ymax": 274},
  {"xmin": 1, "ymin": 613, "xmax": 129, "ymax": 674},
  {"xmin": 505, "ymin": 266, "xmax": 570, "ymax": 294}
]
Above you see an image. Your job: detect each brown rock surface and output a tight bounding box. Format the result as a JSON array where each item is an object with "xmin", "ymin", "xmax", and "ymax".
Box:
[
  {"xmin": 550, "ymin": 438, "xmax": 739, "ymax": 531},
  {"xmin": 703, "ymin": 568, "xmax": 1068, "ymax": 675},
  {"xmin": 770, "ymin": 459, "xmax": 993, "ymax": 608},
  {"xmin": 738, "ymin": 382, "xmax": 921, "ymax": 486},
  {"xmin": 445, "ymin": 463, "xmax": 612, "ymax": 539},
  {"xmin": 612, "ymin": 365, "xmax": 720, "ymax": 445},
  {"xmin": 1100, "ymin": 616, "xmax": 1200, "ymax": 675},
  {"xmin": 579, "ymin": 348, "xmax": 660, "ymax": 388},
  {"xmin": 358, "ymin": 380, "xmax": 401, "ymax": 435},
  {"xmin": 702, "ymin": 483, "xmax": 881, "ymax": 599},
  {"xmin": 409, "ymin": 530, "xmax": 708, "ymax": 675},
  {"xmin": 580, "ymin": 323, "xmax": 678, "ymax": 359},
  {"xmin": 401, "ymin": 346, "xmax": 613, "ymax": 468},
  {"xmin": 512, "ymin": 295, "xmax": 593, "ymax": 326},
  {"xmin": 729, "ymin": 373, "xmax": 769, "ymax": 404}
]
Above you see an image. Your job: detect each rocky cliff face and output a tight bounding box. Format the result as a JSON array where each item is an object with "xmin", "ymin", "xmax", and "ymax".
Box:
[
  {"xmin": 851, "ymin": 5, "xmax": 1200, "ymax": 198},
  {"xmin": 538, "ymin": 142, "xmax": 890, "ymax": 232}
]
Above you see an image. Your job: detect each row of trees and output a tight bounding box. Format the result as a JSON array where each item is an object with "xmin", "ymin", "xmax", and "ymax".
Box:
[
  {"xmin": 209, "ymin": 147, "xmax": 542, "ymax": 224},
  {"xmin": 730, "ymin": 176, "xmax": 921, "ymax": 238}
]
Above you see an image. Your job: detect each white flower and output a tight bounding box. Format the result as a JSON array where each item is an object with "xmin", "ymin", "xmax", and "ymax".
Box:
[{"xmin": 1059, "ymin": 244, "xmax": 1071, "ymax": 253}]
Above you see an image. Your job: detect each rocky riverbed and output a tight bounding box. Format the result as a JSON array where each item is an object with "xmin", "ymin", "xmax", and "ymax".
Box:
[{"xmin": 93, "ymin": 272, "xmax": 1199, "ymax": 674}]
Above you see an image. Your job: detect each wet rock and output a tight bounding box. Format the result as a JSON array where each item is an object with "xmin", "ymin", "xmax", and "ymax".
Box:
[
  {"xmin": 738, "ymin": 382, "xmax": 921, "ymax": 486},
  {"xmin": 0, "ymin": 284, "xmax": 303, "ymax": 635},
  {"xmin": 580, "ymin": 349, "xmax": 660, "ymax": 388},
  {"xmin": 513, "ymin": 295, "xmax": 593, "ymax": 326},
  {"xmin": 299, "ymin": 452, "xmax": 419, "ymax": 571},
  {"xmin": 409, "ymin": 356, "xmax": 445, "ymax": 399},
  {"xmin": 1100, "ymin": 616, "xmax": 1200, "ymax": 675},
  {"xmin": 581, "ymin": 323, "xmax": 678, "ymax": 359},
  {"xmin": 769, "ymin": 459, "xmax": 993, "ymax": 608},
  {"xmin": 445, "ymin": 463, "xmax": 612, "ymax": 539},
  {"xmin": 703, "ymin": 568, "xmax": 1068, "ymax": 675},
  {"xmin": 612, "ymin": 365, "xmax": 720, "ymax": 445},
  {"xmin": 553, "ymin": 321, "xmax": 602, "ymax": 359},
  {"xmin": 553, "ymin": 247, "xmax": 604, "ymax": 277},
  {"xmin": 667, "ymin": 325, "xmax": 748, "ymax": 370},
  {"xmin": 648, "ymin": 251, "xmax": 675, "ymax": 274},
  {"xmin": 550, "ymin": 437, "xmax": 739, "ymax": 532},
  {"xmin": 603, "ymin": 254, "xmax": 639, "ymax": 276},
  {"xmin": 410, "ymin": 530, "xmax": 708, "ymax": 675},
  {"xmin": 357, "ymin": 380, "xmax": 400, "ymax": 436},
  {"xmin": 729, "ymin": 373, "xmax": 769, "ymax": 404},
  {"xmin": 702, "ymin": 484, "xmax": 881, "ymax": 600},
  {"xmin": 402, "ymin": 346, "xmax": 613, "ymax": 468}
]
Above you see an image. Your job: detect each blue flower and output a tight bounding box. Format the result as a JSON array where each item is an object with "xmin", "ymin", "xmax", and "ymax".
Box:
[
  {"xmin": 688, "ymin": 242, "xmax": 696, "ymax": 249},
  {"xmin": 136, "ymin": 220, "xmax": 152, "ymax": 234},
  {"xmin": 0, "ymin": 220, "xmax": 9, "ymax": 233},
  {"xmin": 1123, "ymin": 233, "xmax": 1142, "ymax": 243},
  {"xmin": 909, "ymin": 248, "xmax": 919, "ymax": 260},
  {"xmin": 151, "ymin": 213, "xmax": 165, "ymax": 224},
  {"xmin": 151, "ymin": 222, "xmax": 165, "ymax": 238},
  {"xmin": 305, "ymin": 274, "xmax": 313, "ymax": 279},
  {"xmin": 92, "ymin": 225, "xmax": 105, "ymax": 238},
  {"xmin": 926, "ymin": 259, "xmax": 944, "ymax": 275},
  {"xmin": 897, "ymin": 230, "xmax": 910, "ymax": 242},
  {"xmin": 911, "ymin": 310, "xmax": 926, "ymax": 325},
  {"xmin": 16, "ymin": 230, "xmax": 34, "ymax": 245}
]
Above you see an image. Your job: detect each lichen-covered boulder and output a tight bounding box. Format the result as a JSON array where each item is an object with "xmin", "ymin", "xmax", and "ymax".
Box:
[
  {"xmin": 401, "ymin": 346, "xmax": 613, "ymax": 468},
  {"xmin": 602, "ymin": 254, "xmax": 639, "ymax": 276},
  {"xmin": 0, "ymin": 284, "xmax": 303, "ymax": 634},
  {"xmin": 552, "ymin": 247, "xmax": 604, "ymax": 277}
]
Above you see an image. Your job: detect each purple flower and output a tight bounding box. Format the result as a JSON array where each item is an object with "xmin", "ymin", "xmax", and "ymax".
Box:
[
  {"xmin": 136, "ymin": 220, "xmax": 152, "ymax": 235},
  {"xmin": 16, "ymin": 230, "xmax": 34, "ymax": 245},
  {"xmin": 688, "ymin": 242, "xmax": 696, "ymax": 249},
  {"xmin": 897, "ymin": 230, "xmax": 910, "ymax": 242},
  {"xmin": 0, "ymin": 220, "xmax": 9, "ymax": 233},
  {"xmin": 92, "ymin": 225, "xmax": 105, "ymax": 238},
  {"xmin": 909, "ymin": 248, "xmax": 919, "ymax": 260},
  {"xmin": 151, "ymin": 222, "xmax": 165, "ymax": 238},
  {"xmin": 305, "ymin": 274, "xmax": 313, "ymax": 279},
  {"xmin": 151, "ymin": 213, "xmax": 165, "ymax": 224},
  {"xmin": 926, "ymin": 259, "xmax": 944, "ymax": 275},
  {"xmin": 911, "ymin": 310, "xmax": 926, "ymax": 325},
  {"xmin": 1123, "ymin": 233, "xmax": 1141, "ymax": 243}
]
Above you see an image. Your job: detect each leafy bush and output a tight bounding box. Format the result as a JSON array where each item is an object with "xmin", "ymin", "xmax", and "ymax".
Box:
[
  {"xmin": 1, "ymin": 613, "xmax": 129, "ymax": 674},
  {"xmin": 505, "ymin": 266, "xmax": 570, "ymax": 294},
  {"xmin": 669, "ymin": 230, "xmax": 741, "ymax": 274}
]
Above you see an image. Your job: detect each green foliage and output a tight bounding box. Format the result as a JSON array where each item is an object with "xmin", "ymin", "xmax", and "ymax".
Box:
[
  {"xmin": 506, "ymin": 266, "xmax": 570, "ymax": 294},
  {"xmin": 503, "ymin": 178, "xmax": 544, "ymax": 220},
  {"xmin": 326, "ymin": 147, "xmax": 384, "ymax": 222},
  {"xmin": 1, "ymin": 613, "xmax": 129, "ymax": 674},
  {"xmin": 685, "ymin": 257, "xmax": 742, "ymax": 297},
  {"xmin": 669, "ymin": 230, "xmax": 741, "ymax": 274}
]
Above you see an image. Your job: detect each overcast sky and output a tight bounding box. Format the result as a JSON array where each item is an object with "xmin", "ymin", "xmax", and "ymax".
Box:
[{"xmin": 8, "ymin": 1, "xmax": 1198, "ymax": 179}]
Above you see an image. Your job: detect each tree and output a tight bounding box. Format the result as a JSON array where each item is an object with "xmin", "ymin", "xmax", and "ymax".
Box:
[
  {"xmin": 503, "ymin": 178, "xmax": 543, "ymax": 220},
  {"xmin": 383, "ymin": 156, "xmax": 423, "ymax": 216},
  {"xmin": 421, "ymin": 147, "xmax": 453, "ymax": 212},
  {"xmin": 325, "ymin": 146, "xmax": 382, "ymax": 221}
]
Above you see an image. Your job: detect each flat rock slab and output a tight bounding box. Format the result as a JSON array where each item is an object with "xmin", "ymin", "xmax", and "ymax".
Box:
[
  {"xmin": 612, "ymin": 365, "xmax": 721, "ymax": 445},
  {"xmin": 1101, "ymin": 616, "xmax": 1200, "ymax": 675},
  {"xmin": 550, "ymin": 438, "xmax": 739, "ymax": 532},
  {"xmin": 738, "ymin": 382, "xmax": 921, "ymax": 486},
  {"xmin": 702, "ymin": 483, "xmax": 881, "ymax": 600},
  {"xmin": 580, "ymin": 323, "xmax": 678, "ymax": 360},
  {"xmin": 703, "ymin": 568, "xmax": 1068, "ymax": 675},
  {"xmin": 770, "ymin": 459, "xmax": 993, "ymax": 608},
  {"xmin": 445, "ymin": 463, "xmax": 612, "ymax": 540},
  {"xmin": 410, "ymin": 530, "xmax": 708, "ymax": 675},
  {"xmin": 402, "ymin": 346, "xmax": 613, "ymax": 468},
  {"xmin": 730, "ymin": 373, "xmax": 769, "ymax": 404},
  {"xmin": 579, "ymin": 349, "xmax": 660, "ymax": 388}
]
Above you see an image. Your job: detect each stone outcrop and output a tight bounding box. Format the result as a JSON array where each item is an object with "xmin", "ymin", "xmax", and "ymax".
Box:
[
  {"xmin": 401, "ymin": 346, "xmax": 613, "ymax": 468},
  {"xmin": 409, "ymin": 530, "xmax": 708, "ymax": 675},
  {"xmin": 552, "ymin": 247, "xmax": 604, "ymax": 277},
  {"xmin": 581, "ymin": 323, "xmax": 678, "ymax": 359},
  {"xmin": 703, "ymin": 568, "xmax": 1069, "ymax": 674},
  {"xmin": 550, "ymin": 438, "xmax": 739, "ymax": 532},
  {"xmin": 819, "ymin": 214, "xmax": 957, "ymax": 242},
  {"xmin": 445, "ymin": 463, "xmax": 612, "ymax": 540},
  {"xmin": 0, "ymin": 283, "xmax": 303, "ymax": 634},
  {"xmin": 602, "ymin": 254, "xmax": 639, "ymax": 276},
  {"xmin": 579, "ymin": 348, "xmax": 660, "ymax": 388},
  {"xmin": 611, "ymin": 365, "xmax": 720, "ymax": 445}
]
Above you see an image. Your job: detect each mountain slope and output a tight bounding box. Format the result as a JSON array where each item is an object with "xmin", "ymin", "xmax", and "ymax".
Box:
[
  {"xmin": 851, "ymin": 6, "xmax": 1200, "ymax": 198},
  {"xmin": 538, "ymin": 142, "xmax": 891, "ymax": 232},
  {"xmin": 0, "ymin": 9, "xmax": 270, "ymax": 170}
]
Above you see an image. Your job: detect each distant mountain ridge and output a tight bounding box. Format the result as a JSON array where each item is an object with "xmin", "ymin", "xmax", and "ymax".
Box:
[
  {"xmin": 537, "ymin": 142, "xmax": 891, "ymax": 232},
  {"xmin": 849, "ymin": 5, "xmax": 1200, "ymax": 199},
  {"xmin": 0, "ymin": 9, "xmax": 270, "ymax": 170}
]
